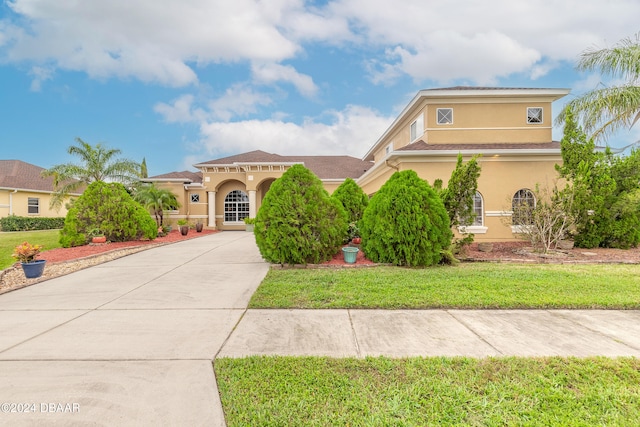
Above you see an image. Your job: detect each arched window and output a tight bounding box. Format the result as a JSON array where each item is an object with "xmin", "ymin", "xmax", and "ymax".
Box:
[
  {"xmin": 472, "ymin": 191, "xmax": 483, "ymax": 226},
  {"xmin": 461, "ymin": 191, "xmax": 484, "ymax": 226},
  {"xmin": 512, "ymin": 189, "xmax": 535, "ymax": 225},
  {"xmin": 224, "ymin": 190, "xmax": 249, "ymax": 223}
]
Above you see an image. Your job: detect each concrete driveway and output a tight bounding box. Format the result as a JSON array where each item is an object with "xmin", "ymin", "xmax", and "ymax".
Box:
[
  {"xmin": 0, "ymin": 232, "xmax": 268, "ymax": 426},
  {"xmin": 2, "ymin": 231, "xmax": 640, "ymax": 426}
]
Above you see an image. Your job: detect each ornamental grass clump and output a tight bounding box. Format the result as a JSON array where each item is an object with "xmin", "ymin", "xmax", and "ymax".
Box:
[
  {"xmin": 255, "ymin": 164, "xmax": 347, "ymax": 265},
  {"xmin": 12, "ymin": 241, "xmax": 43, "ymax": 263},
  {"xmin": 360, "ymin": 170, "xmax": 451, "ymax": 266}
]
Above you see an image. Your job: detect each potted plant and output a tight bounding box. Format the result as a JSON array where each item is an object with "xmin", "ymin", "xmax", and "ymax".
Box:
[
  {"xmin": 244, "ymin": 217, "xmax": 255, "ymax": 232},
  {"xmin": 177, "ymin": 219, "xmax": 189, "ymax": 236},
  {"xmin": 88, "ymin": 228, "xmax": 107, "ymax": 244},
  {"xmin": 348, "ymin": 222, "xmax": 361, "ymax": 244},
  {"xmin": 195, "ymin": 220, "xmax": 204, "ymax": 233},
  {"xmin": 12, "ymin": 241, "xmax": 46, "ymax": 279}
]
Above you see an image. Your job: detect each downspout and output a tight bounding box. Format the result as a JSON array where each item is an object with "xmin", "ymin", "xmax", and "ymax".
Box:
[{"xmin": 9, "ymin": 189, "xmax": 17, "ymax": 215}]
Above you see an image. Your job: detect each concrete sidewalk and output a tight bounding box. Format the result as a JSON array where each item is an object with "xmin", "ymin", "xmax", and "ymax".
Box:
[
  {"xmin": 1, "ymin": 231, "xmax": 640, "ymax": 426},
  {"xmin": 220, "ymin": 309, "xmax": 640, "ymax": 358},
  {"xmin": 0, "ymin": 231, "xmax": 268, "ymax": 426}
]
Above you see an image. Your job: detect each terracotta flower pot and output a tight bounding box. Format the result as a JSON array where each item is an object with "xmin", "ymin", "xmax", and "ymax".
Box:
[{"xmin": 92, "ymin": 236, "xmax": 107, "ymax": 244}]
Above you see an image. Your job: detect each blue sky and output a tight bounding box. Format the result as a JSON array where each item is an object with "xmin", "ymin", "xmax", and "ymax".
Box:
[{"xmin": 1, "ymin": 0, "xmax": 639, "ymax": 177}]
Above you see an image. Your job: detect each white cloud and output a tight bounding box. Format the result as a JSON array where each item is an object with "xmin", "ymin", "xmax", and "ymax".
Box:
[
  {"xmin": 196, "ymin": 105, "xmax": 392, "ymax": 160},
  {"xmin": 208, "ymin": 84, "xmax": 274, "ymax": 121},
  {"xmin": 2, "ymin": 0, "xmax": 639, "ymax": 89},
  {"xmin": 154, "ymin": 94, "xmax": 201, "ymax": 124},
  {"xmin": 28, "ymin": 65, "xmax": 54, "ymax": 91},
  {"xmin": 2, "ymin": 0, "xmax": 300, "ymax": 86},
  {"xmin": 251, "ymin": 62, "xmax": 318, "ymax": 98},
  {"xmin": 330, "ymin": 0, "xmax": 640, "ymax": 84},
  {"xmin": 155, "ymin": 85, "xmax": 274, "ymax": 124}
]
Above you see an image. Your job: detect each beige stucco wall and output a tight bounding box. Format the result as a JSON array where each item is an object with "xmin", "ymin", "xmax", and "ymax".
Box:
[
  {"xmin": 369, "ymin": 95, "xmax": 558, "ymax": 162},
  {"xmin": 156, "ymin": 166, "xmax": 351, "ymax": 231},
  {"xmin": 0, "ymin": 190, "xmax": 71, "ymax": 219},
  {"xmin": 391, "ymin": 153, "xmax": 563, "ymax": 241},
  {"xmin": 425, "ymin": 102, "xmax": 551, "ymax": 144}
]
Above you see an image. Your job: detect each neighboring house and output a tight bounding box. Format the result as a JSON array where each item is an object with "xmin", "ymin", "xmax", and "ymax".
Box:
[
  {"xmin": 0, "ymin": 160, "xmax": 80, "ymax": 219},
  {"xmin": 148, "ymin": 86, "xmax": 570, "ymax": 240}
]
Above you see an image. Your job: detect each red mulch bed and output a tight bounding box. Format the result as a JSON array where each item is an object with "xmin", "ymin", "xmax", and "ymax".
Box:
[
  {"xmin": 324, "ymin": 245, "xmax": 376, "ymax": 266},
  {"xmin": 37, "ymin": 233, "xmax": 640, "ymax": 266},
  {"xmin": 39, "ymin": 229, "xmax": 218, "ymax": 263}
]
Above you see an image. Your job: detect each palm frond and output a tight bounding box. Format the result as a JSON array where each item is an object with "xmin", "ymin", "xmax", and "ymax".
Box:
[
  {"xmin": 558, "ymin": 85, "xmax": 640, "ymax": 142},
  {"xmin": 578, "ymin": 33, "xmax": 640, "ymax": 81}
]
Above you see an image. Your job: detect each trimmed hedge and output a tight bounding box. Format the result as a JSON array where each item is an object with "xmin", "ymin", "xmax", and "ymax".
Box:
[{"xmin": 0, "ymin": 215, "xmax": 65, "ymax": 231}]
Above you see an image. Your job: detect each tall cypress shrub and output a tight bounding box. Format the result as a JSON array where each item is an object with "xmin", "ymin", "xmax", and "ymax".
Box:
[
  {"xmin": 360, "ymin": 170, "xmax": 451, "ymax": 266},
  {"xmin": 331, "ymin": 178, "xmax": 369, "ymax": 224},
  {"xmin": 254, "ymin": 164, "xmax": 347, "ymax": 264}
]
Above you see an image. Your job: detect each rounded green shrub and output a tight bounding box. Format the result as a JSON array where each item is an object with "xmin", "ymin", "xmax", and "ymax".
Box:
[
  {"xmin": 59, "ymin": 181, "xmax": 158, "ymax": 247},
  {"xmin": 360, "ymin": 170, "xmax": 452, "ymax": 266},
  {"xmin": 255, "ymin": 164, "xmax": 347, "ymax": 264}
]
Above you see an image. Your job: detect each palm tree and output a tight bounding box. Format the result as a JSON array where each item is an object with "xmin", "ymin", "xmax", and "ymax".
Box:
[
  {"xmin": 557, "ymin": 33, "xmax": 640, "ymax": 142},
  {"xmin": 42, "ymin": 137, "xmax": 141, "ymax": 209},
  {"xmin": 133, "ymin": 184, "xmax": 181, "ymax": 227}
]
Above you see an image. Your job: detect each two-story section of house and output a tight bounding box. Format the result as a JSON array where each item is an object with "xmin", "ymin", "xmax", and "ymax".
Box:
[{"xmin": 357, "ymin": 87, "xmax": 570, "ymax": 241}]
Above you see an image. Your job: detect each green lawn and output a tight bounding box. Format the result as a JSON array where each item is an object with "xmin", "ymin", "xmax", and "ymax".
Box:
[
  {"xmin": 215, "ymin": 356, "xmax": 640, "ymax": 426},
  {"xmin": 0, "ymin": 230, "xmax": 61, "ymax": 269},
  {"xmin": 249, "ymin": 264, "xmax": 640, "ymax": 309}
]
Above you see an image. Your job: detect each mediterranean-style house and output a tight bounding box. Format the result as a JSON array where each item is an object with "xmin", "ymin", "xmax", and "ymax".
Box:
[
  {"xmin": 147, "ymin": 87, "xmax": 571, "ymax": 241},
  {"xmin": 0, "ymin": 160, "xmax": 79, "ymax": 219}
]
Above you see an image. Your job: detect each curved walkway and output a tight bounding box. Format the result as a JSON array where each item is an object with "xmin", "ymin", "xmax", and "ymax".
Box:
[{"xmin": 1, "ymin": 232, "xmax": 639, "ymax": 425}]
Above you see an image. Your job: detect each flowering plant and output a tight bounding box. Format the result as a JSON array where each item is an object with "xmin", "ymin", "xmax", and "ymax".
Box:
[{"xmin": 12, "ymin": 241, "xmax": 44, "ymax": 263}]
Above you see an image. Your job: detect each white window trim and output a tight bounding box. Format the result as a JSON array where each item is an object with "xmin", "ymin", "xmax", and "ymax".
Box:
[
  {"xmin": 27, "ymin": 197, "xmax": 39, "ymax": 215},
  {"xmin": 437, "ymin": 108, "xmax": 453, "ymax": 125},
  {"xmin": 511, "ymin": 225, "xmax": 533, "ymax": 234},
  {"xmin": 527, "ymin": 107, "xmax": 543, "ymax": 124},
  {"xmin": 410, "ymin": 114, "xmax": 424, "ymax": 141},
  {"xmin": 190, "ymin": 193, "xmax": 200, "ymax": 203},
  {"xmin": 458, "ymin": 225, "xmax": 488, "ymax": 235}
]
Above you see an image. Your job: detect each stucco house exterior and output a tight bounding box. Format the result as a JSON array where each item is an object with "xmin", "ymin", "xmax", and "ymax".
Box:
[
  {"xmin": 0, "ymin": 160, "xmax": 79, "ymax": 219},
  {"xmin": 144, "ymin": 153, "xmax": 372, "ymax": 231},
  {"xmin": 148, "ymin": 86, "xmax": 570, "ymax": 241}
]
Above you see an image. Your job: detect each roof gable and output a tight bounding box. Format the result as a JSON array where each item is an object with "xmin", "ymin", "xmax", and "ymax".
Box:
[
  {"xmin": 157, "ymin": 151, "xmax": 373, "ymax": 181},
  {"xmin": 0, "ymin": 160, "xmax": 59, "ymax": 192}
]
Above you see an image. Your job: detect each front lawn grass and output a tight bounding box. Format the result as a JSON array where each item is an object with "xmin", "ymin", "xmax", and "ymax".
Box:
[
  {"xmin": 249, "ymin": 264, "xmax": 640, "ymax": 309},
  {"xmin": 216, "ymin": 356, "xmax": 640, "ymax": 426},
  {"xmin": 0, "ymin": 230, "xmax": 61, "ymax": 270}
]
